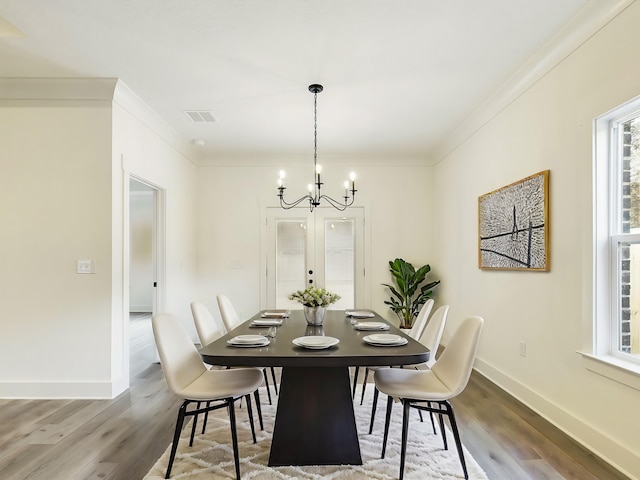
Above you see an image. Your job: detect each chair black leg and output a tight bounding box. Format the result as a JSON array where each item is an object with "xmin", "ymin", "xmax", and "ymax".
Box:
[
  {"xmin": 227, "ymin": 397, "xmax": 241, "ymax": 480},
  {"xmin": 429, "ymin": 406, "xmax": 437, "ymax": 434},
  {"xmin": 444, "ymin": 401, "xmax": 468, "ymax": 480},
  {"xmin": 245, "ymin": 394, "xmax": 257, "ymax": 443},
  {"xmin": 438, "ymin": 409, "xmax": 448, "ymax": 450},
  {"xmin": 417, "ymin": 409, "xmax": 424, "ymax": 422},
  {"xmin": 166, "ymin": 400, "xmax": 189, "ymax": 479},
  {"xmin": 352, "ymin": 366, "xmax": 359, "ymax": 399},
  {"xmin": 189, "ymin": 401, "xmax": 200, "ymax": 447},
  {"xmin": 381, "ymin": 395, "xmax": 394, "ymax": 459},
  {"xmin": 253, "ymin": 389, "xmax": 264, "ymax": 430},
  {"xmin": 369, "ymin": 386, "xmax": 379, "ymax": 434},
  {"xmin": 399, "ymin": 399, "xmax": 411, "ymax": 480},
  {"xmin": 360, "ymin": 367, "xmax": 370, "ymax": 405},
  {"xmin": 201, "ymin": 401, "xmax": 211, "ymax": 434},
  {"xmin": 263, "ymin": 368, "xmax": 273, "ymax": 405},
  {"xmin": 270, "ymin": 367, "xmax": 278, "ymax": 395}
]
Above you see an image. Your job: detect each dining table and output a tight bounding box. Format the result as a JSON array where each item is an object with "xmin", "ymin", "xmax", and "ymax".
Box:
[{"xmin": 198, "ymin": 308, "xmax": 429, "ymax": 467}]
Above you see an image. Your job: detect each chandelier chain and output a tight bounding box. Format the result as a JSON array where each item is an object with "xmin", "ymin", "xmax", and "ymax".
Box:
[{"xmin": 313, "ymin": 91, "xmax": 318, "ymax": 169}]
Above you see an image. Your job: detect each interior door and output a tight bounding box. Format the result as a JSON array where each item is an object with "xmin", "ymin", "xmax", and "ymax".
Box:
[{"xmin": 265, "ymin": 207, "xmax": 364, "ymax": 310}]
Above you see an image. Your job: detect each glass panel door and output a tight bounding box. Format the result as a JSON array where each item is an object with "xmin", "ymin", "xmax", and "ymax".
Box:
[
  {"xmin": 266, "ymin": 207, "xmax": 364, "ymax": 310},
  {"xmin": 274, "ymin": 217, "xmax": 310, "ymax": 309}
]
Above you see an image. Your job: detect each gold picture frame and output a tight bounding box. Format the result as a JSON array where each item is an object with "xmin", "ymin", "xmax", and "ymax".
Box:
[{"xmin": 478, "ymin": 170, "xmax": 550, "ymax": 271}]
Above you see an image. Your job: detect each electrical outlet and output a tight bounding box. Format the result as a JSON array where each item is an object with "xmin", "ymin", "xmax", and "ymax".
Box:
[
  {"xmin": 519, "ymin": 341, "xmax": 527, "ymax": 357},
  {"xmin": 77, "ymin": 259, "xmax": 96, "ymax": 274}
]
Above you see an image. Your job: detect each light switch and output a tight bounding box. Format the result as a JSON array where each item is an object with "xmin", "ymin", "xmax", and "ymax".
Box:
[{"xmin": 77, "ymin": 259, "xmax": 96, "ymax": 274}]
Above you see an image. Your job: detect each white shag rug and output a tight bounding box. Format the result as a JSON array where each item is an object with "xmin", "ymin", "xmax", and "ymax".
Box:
[{"xmin": 144, "ymin": 388, "xmax": 489, "ymax": 479}]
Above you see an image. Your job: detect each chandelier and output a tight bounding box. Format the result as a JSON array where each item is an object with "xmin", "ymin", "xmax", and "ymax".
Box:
[{"xmin": 277, "ymin": 84, "xmax": 357, "ymax": 211}]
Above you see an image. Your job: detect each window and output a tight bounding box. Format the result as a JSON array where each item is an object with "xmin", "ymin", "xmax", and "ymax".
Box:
[{"xmin": 594, "ymin": 97, "xmax": 640, "ymax": 369}]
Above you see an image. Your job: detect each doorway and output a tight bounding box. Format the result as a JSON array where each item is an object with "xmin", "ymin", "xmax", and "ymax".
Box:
[
  {"xmin": 265, "ymin": 207, "xmax": 365, "ymax": 310},
  {"xmin": 129, "ymin": 177, "xmax": 162, "ymax": 376}
]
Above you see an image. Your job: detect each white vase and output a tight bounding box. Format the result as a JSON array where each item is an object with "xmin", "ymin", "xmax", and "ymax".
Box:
[{"xmin": 303, "ymin": 306, "xmax": 326, "ymax": 326}]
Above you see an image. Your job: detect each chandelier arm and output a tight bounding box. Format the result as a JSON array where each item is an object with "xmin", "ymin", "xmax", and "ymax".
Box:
[
  {"xmin": 278, "ymin": 193, "xmax": 315, "ymax": 210},
  {"xmin": 317, "ymin": 193, "xmax": 356, "ymax": 211}
]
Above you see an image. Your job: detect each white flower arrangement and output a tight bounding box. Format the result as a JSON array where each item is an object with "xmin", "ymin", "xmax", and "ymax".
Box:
[{"xmin": 289, "ymin": 286, "xmax": 341, "ymax": 308}]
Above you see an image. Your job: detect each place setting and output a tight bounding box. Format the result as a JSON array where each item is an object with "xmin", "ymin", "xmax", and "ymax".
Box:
[
  {"xmin": 345, "ymin": 309, "xmax": 376, "ymax": 318},
  {"xmin": 352, "ymin": 321, "xmax": 390, "ymax": 331},
  {"xmin": 260, "ymin": 310, "xmax": 290, "ymax": 318},
  {"xmin": 250, "ymin": 318, "xmax": 284, "ymax": 327},
  {"xmin": 362, "ymin": 333, "xmax": 408, "ymax": 347},
  {"xmin": 226, "ymin": 334, "xmax": 271, "ymax": 347},
  {"xmin": 292, "ymin": 335, "xmax": 340, "ymax": 350}
]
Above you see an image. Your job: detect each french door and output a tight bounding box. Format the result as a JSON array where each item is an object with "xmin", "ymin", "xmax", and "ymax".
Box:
[{"xmin": 265, "ymin": 207, "xmax": 365, "ymax": 310}]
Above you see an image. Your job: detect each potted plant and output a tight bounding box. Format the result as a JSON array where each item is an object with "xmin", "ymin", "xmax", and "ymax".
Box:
[
  {"xmin": 382, "ymin": 258, "xmax": 440, "ymax": 329},
  {"xmin": 289, "ymin": 286, "xmax": 341, "ymax": 326}
]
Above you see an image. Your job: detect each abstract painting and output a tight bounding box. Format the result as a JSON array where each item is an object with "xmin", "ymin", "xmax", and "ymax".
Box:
[{"xmin": 478, "ymin": 170, "xmax": 549, "ymax": 271}]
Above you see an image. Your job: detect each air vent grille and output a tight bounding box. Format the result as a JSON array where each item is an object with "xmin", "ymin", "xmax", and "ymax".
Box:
[{"xmin": 183, "ymin": 110, "xmax": 216, "ymax": 123}]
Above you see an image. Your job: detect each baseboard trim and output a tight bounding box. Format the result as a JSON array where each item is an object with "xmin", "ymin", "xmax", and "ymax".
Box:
[
  {"xmin": 0, "ymin": 381, "xmax": 120, "ymax": 399},
  {"xmin": 474, "ymin": 358, "xmax": 639, "ymax": 480}
]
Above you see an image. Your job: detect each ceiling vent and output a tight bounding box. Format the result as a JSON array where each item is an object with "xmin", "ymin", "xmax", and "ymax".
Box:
[{"xmin": 183, "ymin": 110, "xmax": 216, "ymax": 123}]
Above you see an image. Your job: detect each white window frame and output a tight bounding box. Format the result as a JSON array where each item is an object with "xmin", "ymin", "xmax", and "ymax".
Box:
[{"xmin": 589, "ymin": 95, "xmax": 640, "ymax": 389}]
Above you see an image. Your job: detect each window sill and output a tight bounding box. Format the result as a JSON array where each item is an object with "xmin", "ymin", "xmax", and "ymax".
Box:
[{"xmin": 577, "ymin": 351, "xmax": 640, "ymax": 392}]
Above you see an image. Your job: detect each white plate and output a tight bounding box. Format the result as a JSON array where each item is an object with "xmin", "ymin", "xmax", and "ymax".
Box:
[
  {"xmin": 345, "ymin": 310, "xmax": 375, "ymax": 318},
  {"xmin": 354, "ymin": 321, "xmax": 389, "ymax": 331},
  {"xmin": 227, "ymin": 338, "xmax": 270, "ymax": 347},
  {"xmin": 363, "ymin": 334, "xmax": 408, "ymax": 346},
  {"xmin": 292, "ymin": 336, "xmax": 340, "ymax": 349},
  {"xmin": 228, "ymin": 334, "xmax": 268, "ymax": 344}
]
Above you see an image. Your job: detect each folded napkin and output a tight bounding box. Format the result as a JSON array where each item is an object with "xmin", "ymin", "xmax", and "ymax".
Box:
[
  {"xmin": 345, "ymin": 310, "xmax": 375, "ymax": 318},
  {"xmin": 250, "ymin": 319, "xmax": 283, "ymax": 326},
  {"xmin": 261, "ymin": 310, "xmax": 290, "ymax": 318},
  {"xmin": 354, "ymin": 321, "xmax": 389, "ymax": 331}
]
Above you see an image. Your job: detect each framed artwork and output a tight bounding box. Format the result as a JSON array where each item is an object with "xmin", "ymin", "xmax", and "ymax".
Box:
[{"xmin": 478, "ymin": 170, "xmax": 549, "ymax": 271}]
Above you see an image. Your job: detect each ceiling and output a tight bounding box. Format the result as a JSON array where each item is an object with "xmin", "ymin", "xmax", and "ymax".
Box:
[{"xmin": 0, "ymin": 0, "xmax": 623, "ymax": 164}]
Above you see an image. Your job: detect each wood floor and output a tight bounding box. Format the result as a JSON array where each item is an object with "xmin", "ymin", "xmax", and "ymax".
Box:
[{"xmin": 0, "ymin": 314, "xmax": 629, "ymax": 480}]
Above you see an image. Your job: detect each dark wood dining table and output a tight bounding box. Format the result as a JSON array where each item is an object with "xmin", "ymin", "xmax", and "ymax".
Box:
[{"xmin": 198, "ymin": 309, "xmax": 429, "ymax": 467}]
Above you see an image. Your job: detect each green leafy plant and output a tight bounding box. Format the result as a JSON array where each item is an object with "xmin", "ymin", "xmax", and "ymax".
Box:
[
  {"xmin": 382, "ymin": 258, "xmax": 440, "ymax": 329},
  {"xmin": 289, "ymin": 286, "xmax": 341, "ymax": 307}
]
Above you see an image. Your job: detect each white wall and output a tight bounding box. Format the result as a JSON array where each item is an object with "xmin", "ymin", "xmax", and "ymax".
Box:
[
  {"xmin": 0, "ymin": 79, "xmax": 199, "ymax": 398},
  {"xmin": 433, "ymin": 2, "xmax": 640, "ymax": 477},
  {"xmin": 0, "ymin": 96, "xmax": 114, "ymax": 397},
  {"xmin": 112, "ymin": 81, "xmax": 199, "ymax": 361},
  {"xmin": 195, "ymin": 159, "xmax": 436, "ymax": 328}
]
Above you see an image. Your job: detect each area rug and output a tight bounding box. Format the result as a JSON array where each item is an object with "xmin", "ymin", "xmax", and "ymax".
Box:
[{"xmin": 144, "ymin": 388, "xmax": 489, "ymax": 479}]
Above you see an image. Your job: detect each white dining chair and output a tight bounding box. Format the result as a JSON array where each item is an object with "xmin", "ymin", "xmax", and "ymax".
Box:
[
  {"xmin": 217, "ymin": 294, "xmax": 279, "ymax": 404},
  {"xmin": 368, "ymin": 304, "xmax": 449, "ymax": 434},
  {"xmin": 407, "ymin": 298, "xmax": 435, "ymax": 342},
  {"xmin": 191, "ymin": 301, "xmax": 264, "ymax": 431},
  {"xmin": 374, "ymin": 315, "xmax": 484, "ymax": 480},
  {"xmin": 358, "ymin": 299, "xmax": 435, "ymax": 405},
  {"xmin": 191, "ymin": 300, "xmax": 226, "ymax": 347},
  {"xmin": 152, "ymin": 313, "xmax": 264, "ymax": 480}
]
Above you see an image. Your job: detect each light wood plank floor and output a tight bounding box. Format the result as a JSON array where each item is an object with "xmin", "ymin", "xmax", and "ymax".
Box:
[{"xmin": 0, "ymin": 314, "xmax": 630, "ymax": 480}]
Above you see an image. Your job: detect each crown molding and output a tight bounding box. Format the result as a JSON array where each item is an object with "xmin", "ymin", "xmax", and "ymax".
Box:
[
  {"xmin": 431, "ymin": 0, "xmax": 635, "ymax": 164},
  {"xmin": 0, "ymin": 77, "xmax": 118, "ymax": 102},
  {"xmin": 196, "ymin": 154, "xmax": 431, "ymax": 168}
]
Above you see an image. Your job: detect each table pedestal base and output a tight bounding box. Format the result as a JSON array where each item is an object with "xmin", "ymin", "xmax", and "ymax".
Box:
[{"xmin": 268, "ymin": 366, "xmax": 362, "ymax": 466}]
